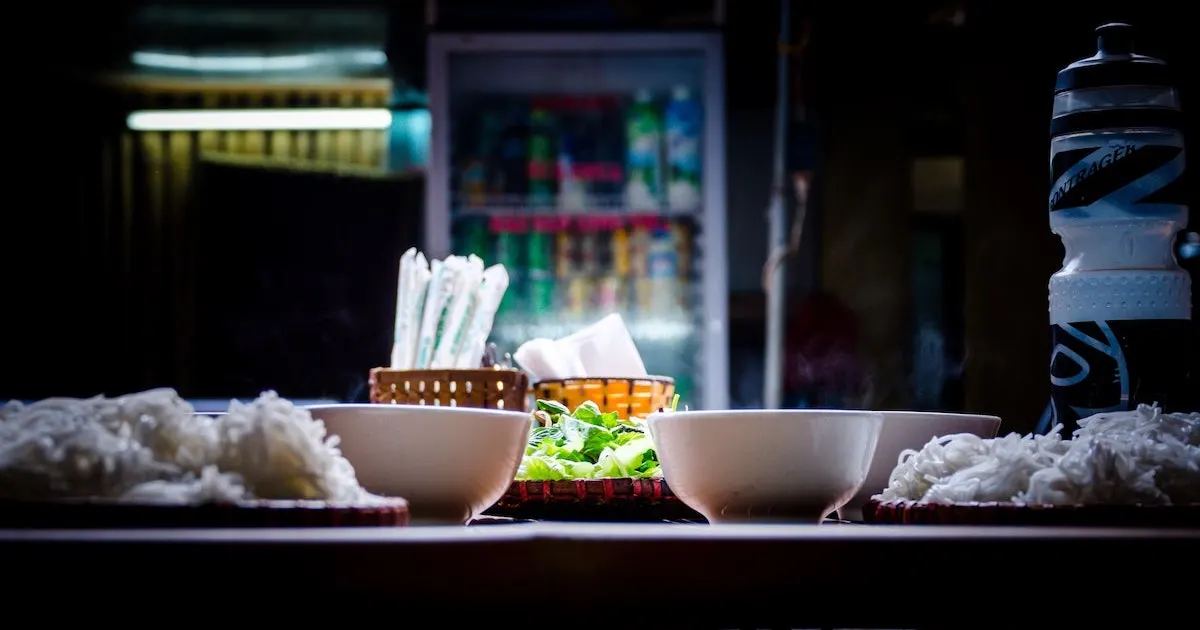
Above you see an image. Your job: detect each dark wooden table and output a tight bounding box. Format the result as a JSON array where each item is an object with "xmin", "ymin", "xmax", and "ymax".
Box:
[{"xmin": 4, "ymin": 523, "xmax": 1194, "ymax": 628}]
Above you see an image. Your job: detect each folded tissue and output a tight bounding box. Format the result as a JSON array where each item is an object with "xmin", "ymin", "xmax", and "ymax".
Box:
[{"xmin": 513, "ymin": 313, "xmax": 649, "ymax": 381}]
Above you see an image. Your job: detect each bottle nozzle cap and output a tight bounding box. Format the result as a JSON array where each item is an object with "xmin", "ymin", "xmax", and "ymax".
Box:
[
  {"xmin": 1096, "ymin": 22, "xmax": 1135, "ymax": 56},
  {"xmin": 1054, "ymin": 22, "xmax": 1172, "ymax": 97}
]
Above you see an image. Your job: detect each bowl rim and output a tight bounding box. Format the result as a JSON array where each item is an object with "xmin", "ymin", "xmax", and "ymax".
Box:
[
  {"xmin": 302, "ymin": 403, "xmax": 531, "ymax": 420},
  {"xmin": 532, "ymin": 375, "xmax": 675, "ymax": 386},
  {"xmin": 648, "ymin": 408, "xmax": 885, "ymax": 421},
  {"xmin": 872, "ymin": 410, "xmax": 1002, "ymax": 423}
]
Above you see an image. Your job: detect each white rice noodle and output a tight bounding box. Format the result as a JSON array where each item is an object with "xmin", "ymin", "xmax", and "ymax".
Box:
[
  {"xmin": 874, "ymin": 404, "xmax": 1200, "ymax": 506},
  {"xmin": 0, "ymin": 389, "xmax": 376, "ymax": 505}
]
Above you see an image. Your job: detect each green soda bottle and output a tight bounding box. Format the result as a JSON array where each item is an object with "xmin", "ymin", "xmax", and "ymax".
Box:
[
  {"xmin": 528, "ymin": 107, "xmax": 556, "ymax": 208},
  {"xmin": 527, "ymin": 219, "xmax": 557, "ymax": 317},
  {"xmin": 492, "ymin": 217, "xmax": 526, "ymax": 317}
]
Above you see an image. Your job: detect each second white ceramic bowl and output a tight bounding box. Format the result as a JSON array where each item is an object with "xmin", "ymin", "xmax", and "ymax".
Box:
[
  {"xmin": 305, "ymin": 404, "xmax": 531, "ymax": 525},
  {"xmin": 647, "ymin": 409, "xmax": 883, "ymax": 524},
  {"xmin": 839, "ymin": 411, "xmax": 1002, "ymax": 521}
]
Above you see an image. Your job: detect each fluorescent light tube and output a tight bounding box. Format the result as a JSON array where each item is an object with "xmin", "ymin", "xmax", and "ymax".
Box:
[
  {"xmin": 132, "ymin": 50, "xmax": 388, "ymax": 73},
  {"xmin": 126, "ymin": 108, "xmax": 394, "ymax": 131}
]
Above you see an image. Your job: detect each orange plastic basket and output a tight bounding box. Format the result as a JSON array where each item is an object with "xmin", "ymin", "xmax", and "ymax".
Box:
[
  {"xmin": 369, "ymin": 368, "xmax": 529, "ymax": 411},
  {"xmin": 532, "ymin": 376, "xmax": 674, "ymax": 419}
]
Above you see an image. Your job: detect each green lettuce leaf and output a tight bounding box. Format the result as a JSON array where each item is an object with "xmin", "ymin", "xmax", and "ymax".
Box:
[{"xmin": 515, "ymin": 399, "xmax": 662, "ymax": 481}]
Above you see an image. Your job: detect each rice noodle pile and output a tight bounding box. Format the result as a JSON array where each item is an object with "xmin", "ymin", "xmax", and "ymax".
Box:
[
  {"xmin": 874, "ymin": 404, "xmax": 1200, "ymax": 506},
  {"xmin": 0, "ymin": 389, "xmax": 377, "ymax": 505}
]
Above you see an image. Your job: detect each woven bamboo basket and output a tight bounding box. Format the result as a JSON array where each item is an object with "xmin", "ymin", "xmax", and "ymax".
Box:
[
  {"xmin": 0, "ymin": 498, "xmax": 410, "ymax": 529},
  {"xmin": 486, "ymin": 478, "xmax": 705, "ymax": 522},
  {"xmin": 532, "ymin": 376, "xmax": 675, "ymax": 419},
  {"xmin": 863, "ymin": 499, "xmax": 1200, "ymax": 528},
  {"xmin": 369, "ymin": 368, "xmax": 529, "ymax": 411}
]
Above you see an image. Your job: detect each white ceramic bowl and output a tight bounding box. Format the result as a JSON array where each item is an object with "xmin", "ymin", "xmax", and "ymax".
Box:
[
  {"xmin": 305, "ymin": 404, "xmax": 531, "ymax": 525},
  {"xmin": 647, "ymin": 409, "xmax": 884, "ymax": 524},
  {"xmin": 839, "ymin": 411, "xmax": 1002, "ymax": 521}
]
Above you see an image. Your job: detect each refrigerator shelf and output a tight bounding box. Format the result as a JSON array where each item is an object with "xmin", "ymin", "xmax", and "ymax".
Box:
[
  {"xmin": 453, "ymin": 207, "xmax": 701, "ymax": 220},
  {"xmin": 491, "ymin": 317, "xmax": 696, "ymax": 345},
  {"xmin": 451, "ymin": 193, "xmax": 702, "ymax": 217},
  {"xmin": 452, "ymin": 211, "xmax": 696, "ymax": 236}
]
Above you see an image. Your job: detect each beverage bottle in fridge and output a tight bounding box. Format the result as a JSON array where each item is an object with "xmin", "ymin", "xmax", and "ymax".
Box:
[
  {"xmin": 625, "ymin": 90, "xmax": 664, "ymax": 211},
  {"xmin": 670, "ymin": 219, "xmax": 693, "ymax": 284},
  {"xmin": 1042, "ymin": 23, "xmax": 1191, "ymax": 434},
  {"xmin": 646, "ymin": 227, "xmax": 680, "ymax": 316},
  {"xmin": 593, "ymin": 218, "xmax": 624, "ymax": 314},
  {"xmin": 577, "ymin": 218, "xmax": 600, "ymax": 276},
  {"xmin": 461, "ymin": 158, "xmax": 488, "ymax": 209},
  {"xmin": 528, "ymin": 218, "xmax": 559, "ymax": 319},
  {"xmin": 594, "ymin": 95, "xmax": 626, "ymax": 203},
  {"xmin": 665, "ymin": 85, "xmax": 703, "ymax": 212},
  {"xmin": 611, "ymin": 221, "xmax": 631, "ymax": 279},
  {"xmin": 629, "ymin": 218, "xmax": 653, "ymax": 316},
  {"xmin": 498, "ymin": 103, "xmax": 529, "ymax": 203},
  {"xmin": 570, "ymin": 96, "xmax": 603, "ymax": 206},
  {"xmin": 557, "ymin": 133, "xmax": 589, "ymax": 211},
  {"xmin": 458, "ymin": 216, "xmax": 490, "ymax": 260},
  {"xmin": 528, "ymin": 105, "xmax": 557, "ymax": 209},
  {"xmin": 491, "ymin": 216, "xmax": 527, "ymax": 317},
  {"xmin": 557, "ymin": 221, "xmax": 587, "ymax": 320},
  {"xmin": 478, "ymin": 112, "xmax": 505, "ymax": 197},
  {"xmin": 459, "ymin": 107, "xmax": 495, "ymax": 209},
  {"xmin": 555, "ymin": 226, "xmax": 577, "ymax": 280},
  {"xmin": 570, "ymin": 219, "xmax": 599, "ymax": 318}
]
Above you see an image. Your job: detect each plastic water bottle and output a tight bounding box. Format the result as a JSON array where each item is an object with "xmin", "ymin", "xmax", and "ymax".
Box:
[
  {"xmin": 625, "ymin": 89, "xmax": 664, "ymax": 211},
  {"xmin": 1042, "ymin": 23, "xmax": 1192, "ymax": 434},
  {"xmin": 665, "ymin": 85, "xmax": 703, "ymax": 211}
]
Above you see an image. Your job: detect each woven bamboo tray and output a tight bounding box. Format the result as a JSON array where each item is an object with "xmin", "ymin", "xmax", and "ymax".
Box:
[
  {"xmin": 369, "ymin": 368, "xmax": 529, "ymax": 411},
  {"xmin": 486, "ymin": 478, "xmax": 705, "ymax": 522},
  {"xmin": 0, "ymin": 498, "xmax": 410, "ymax": 529},
  {"xmin": 533, "ymin": 376, "xmax": 675, "ymax": 419},
  {"xmin": 863, "ymin": 499, "xmax": 1200, "ymax": 528}
]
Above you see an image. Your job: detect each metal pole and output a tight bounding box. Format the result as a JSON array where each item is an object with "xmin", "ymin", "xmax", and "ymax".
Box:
[{"xmin": 763, "ymin": 0, "xmax": 792, "ymax": 409}]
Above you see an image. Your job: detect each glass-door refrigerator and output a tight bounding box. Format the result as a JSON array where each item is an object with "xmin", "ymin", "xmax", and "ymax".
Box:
[{"xmin": 426, "ymin": 33, "xmax": 728, "ymax": 410}]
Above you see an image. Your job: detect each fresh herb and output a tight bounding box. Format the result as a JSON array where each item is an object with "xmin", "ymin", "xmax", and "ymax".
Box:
[{"xmin": 516, "ymin": 399, "xmax": 662, "ymax": 481}]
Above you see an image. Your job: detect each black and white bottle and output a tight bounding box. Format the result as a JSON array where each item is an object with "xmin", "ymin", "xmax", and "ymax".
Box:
[{"xmin": 1042, "ymin": 23, "xmax": 1191, "ymax": 434}]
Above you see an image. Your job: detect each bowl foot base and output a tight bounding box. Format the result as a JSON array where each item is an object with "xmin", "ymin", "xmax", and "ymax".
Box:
[{"xmin": 703, "ymin": 504, "xmax": 833, "ymax": 524}]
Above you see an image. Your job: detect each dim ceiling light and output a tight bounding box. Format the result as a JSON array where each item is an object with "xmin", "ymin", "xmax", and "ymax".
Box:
[
  {"xmin": 126, "ymin": 108, "xmax": 394, "ymax": 131},
  {"xmin": 132, "ymin": 50, "xmax": 388, "ymax": 73}
]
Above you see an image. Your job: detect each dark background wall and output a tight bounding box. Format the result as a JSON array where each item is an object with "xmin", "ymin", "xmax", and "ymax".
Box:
[{"xmin": 4, "ymin": 1, "xmax": 1195, "ymax": 433}]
